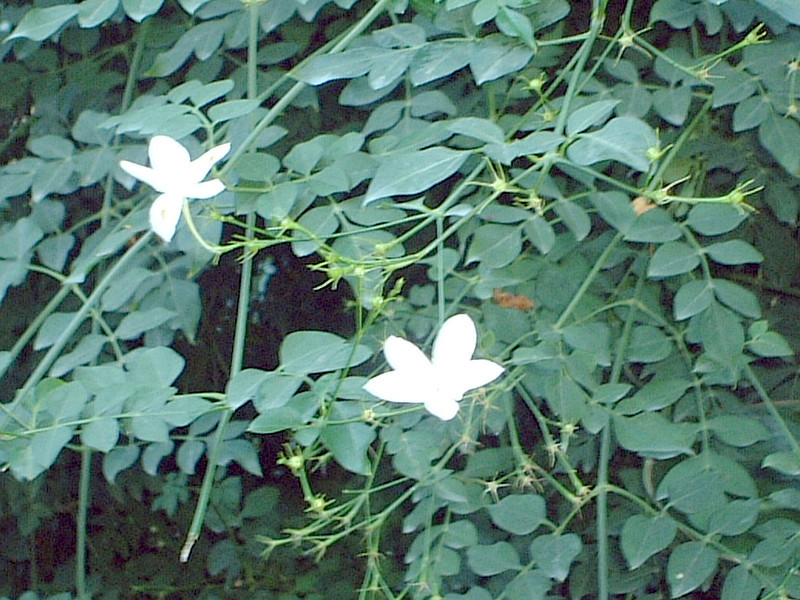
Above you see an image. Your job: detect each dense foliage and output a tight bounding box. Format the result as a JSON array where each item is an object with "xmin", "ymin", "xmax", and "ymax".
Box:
[{"xmin": 1, "ymin": 0, "xmax": 799, "ymax": 598}]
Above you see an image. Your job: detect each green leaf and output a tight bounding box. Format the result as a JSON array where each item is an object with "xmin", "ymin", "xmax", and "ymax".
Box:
[
  {"xmin": 446, "ymin": 117, "xmax": 505, "ymax": 144},
  {"xmin": 322, "ymin": 403, "xmax": 376, "ymax": 475},
  {"xmin": 567, "ymin": 116, "xmax": 656, "ymax": 172},
  {"xmin": 747, "ymin": 322, "xmax": 794, "ymax": 357},
  {"xmin": 733, "ymin": 96, "xmax": 769, "ymax": 132},
  {"xmin": 704, "ymin": 240, "xmax": 763, "ymax": 265},
  {"xmin": 116, "ymin": 307, "xmax": 177, "ymax": 340},
  {"xmin": 591, "ymin": 191, "xmax": 635, "ymax": 233},
  {"xmin": 647, "ymin": 242, "xmax": 699, "ymax": 278},
  {"xmin": 466, "ymin": 223, "xmax": 522, "ymax": 269},
  {"xmin": 707, "ymin": 416, "xmax": 770, "ymax": 447},
  {"xmin": 487, "ymin": 494, "xmax": 545, "ymax": 535},
  {"xmin": 207, "ymin": 99, "xmax": 260, "ymax": 124},
  {"xmin": 296, "ymin": 47, "xmax": 375, "ymax": 85},
  {"xmin": 162, "ymin": 396, "xmax": 212, "ymax": 427},
  {"xmin": 6, "ymin": 5, "xmax": 80, "ymax": 42},
  {"xmin": 252, "ymin": 373, "xmax": 303, "ymax": 411},
  {"xmin": 442, "ymin": 520, "xmax": 478, "ymax": 549},
  {"xmin": 621, "ymin": 514, "xmax": 677, "ymax": 569},
  {"xmin": 528, "ymin": 534, "xmax": 582, "ymax": 582},
  {"xmin": 50, "ymin": 334, "xmax": 107, "ymax": 378},
  {"xmin": 35, "ymin": 312, "xmax": 79, "ymax": 351},
  {"xmin": 712, "ymin": 279, "xmax": 761, "ymax": 319},
  {"xmin": 466, "ymin": 541, "xmax": 521, "ymax": 576},
  {"xmin": 225, "ymin": 369, "xmax": 270, "ymax": 410},
  {"xmin": 29, "ymin": 135, "xmax": 74, "ymax": 160},
  {"xmin": 103, "ymin": 446, "xmax": 140, "ymax": 482},
  {"xmin": 126, "ymin": 347, "xmax": 185, "ymax": 387},
  {"xmin": 667, "ymin": 542, "xmax": 718, "ymax": 598},
  {"xmin": 523, "ymin": 215, "xmax": 556, "ymax": 254},
  {"xmin": 685, "ymin": 204, "xmax": 747, "ymax": 236},
  {"xmin": 468, "ymin": 35, "xmax": 533, "ymax": 84},
  {"xmin": 554, "ymin": 200, "xmax": 590, "ymax": 241},
  {"xmin": 721, "ymin": 565, "xmax": 763, "ymax": 600},
  {"xmin": 279, "ymin": 331, "xmax": 372, "ymax": 375},
  {"xmin": 444, "ymin": 587, "xmax": 493, "ymax": 600},
  {"xmin": 759, "ymin": 114, "xmax": 800, "ymax": 176},
  {"xmin": 142, "ymin": 441, "xmax": 174, "ymax": 475},
  {"xmin": 699, "ymin": 302, "xmax": 745, "ymax": 366},
  {"xmin": 10, "ymin": 427, "xmax": 75, "ymax": 481},
  {"xmin": 626, "ymin": 325, "xmax": 672, "ymax": 363},
  {"xmin": 412, "ymin": 40, "xmax": 471, "ymax": 85},
  {"xmin": 218, "ymin": 439, "xmax": 262, "ymax": 476},
  {"xmin": 624, "ymin": 208, "xmax": 681, "ymax": 243},
  {"xmin": 652, "ymin": 84, "xmax": 691, "ymax": 125},
  {"xmin": 129, "ymin": 389, "xmax": 174, "ymax": 442},
  {"xmin": 248, "ymin": 390, "xmax": 323, "ymax": 434},
  {"xmin": 762, "ymin": 452, "xmax": 800, "ymax": 476},
  {"xmin": 674, "ymin": 279, "xmax": 713, "ymax": 320},
  {"xmin": 544, "ymin": 372, "xmax": 588, "ymax": 423},
  {"xmin": 756, "ymin": 0, "xmax": 800, "ymax": 25},
  {"xmin": 707, "ymin": 499, "xmax": 759, "ymax": 536},
  {"xmin": 187, "ymin": 79, "xmax": 235, "ymax": 107},
  {"xmin": 121, "ymin": 0, "xmax": 166, "ymax": 22},
  {"xmin": 562, "ymin": 322, "xmax": 611, "ymax": 366},
  {"xmin": 657, "ymin": 453, "xmax": 757, "ymax": 502},
  {"xmin": 566, "ymin": 100, "xmax": 620, "ymax": 136},
  {"xmin": 78, "ymin": 0, "xmax": 120, "ymax": 28},
  {"xmin": 81, "ymin": 418, "xmax": 120, "ymax": 452},
  {"xmin": 614, "ymin": 413, "xmax": 696, "ymax": 458},
  {"xmin": 505, "ymin": 571, "xmax": 552, "ymax": 600},
  {"xmin": 485, "ymin": 131, "xmax": 564, "ymax": 164},
  {"xmin": 364, "ymin": 147, "xmax": 469, "ymax": 204}
]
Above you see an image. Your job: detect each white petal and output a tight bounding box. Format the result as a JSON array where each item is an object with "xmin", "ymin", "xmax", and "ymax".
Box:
[
  {"xmin": 457, "ymin": 359, "xmax": 504, "ymax": 392},
  {"xmin": 149, "ymin": 193, "xmax": 184, "ymax": 242},
  {"xmin": 119, "ymin": 160, "xmax": 171, "ymax": 192},
  {"xmin": 186, "ymin": 142, "xmax": 231, "ymax": 183},
  {"xmin": 432, "ymin": 314, "xmax": 477, "ymax": 368},
  {"xmin": 363, "ymin": 371, "xmax": 429, "ymax": 404},
  {"xmin": 424, "ymin": 395, "xmax": 460, "ymax": 420},
  {"xmin": 148, "ymin": 135, "xmax": 191, "ymax": 173},
  {"xmin": 383, "ymin": 336, "xmax": 433, "ymax": 373},
  {"xmin": 183, "ymin": 179, "xmax": 226, "ymax": 199}
]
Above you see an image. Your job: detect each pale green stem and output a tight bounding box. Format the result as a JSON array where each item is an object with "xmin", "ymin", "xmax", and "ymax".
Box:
[
  {"xmin": 10, "ymin": 232, "xmax": 153, "ymax": 414},
  {"xmin": 554, "ymin": 232, "xmax": 623, "ymax": 330},
  {"xmin": 75, "ymin": 445, "xmax": 91, "ymax": 599},
  {"xmin": 181, "ymin": 0, "xmax": 259, "ymax": 562},
  {"xmin": 596, "ymin": 261, "xmax": 644, "ymax": 600},
  {"xmin": 744, "ymin": 363, "xmax": 800, "ymax": 457}
]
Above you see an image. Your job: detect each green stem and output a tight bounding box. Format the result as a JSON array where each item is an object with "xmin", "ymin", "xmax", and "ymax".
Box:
[
  {"xmin": 596, "ymin": 263, "xmax": 644, "ymax": 600},
  {"xmin": 554, "ymin": 232, "xmax": 623, "ymax": 330},
  {"xmin": 9, "ymin": 232, "xmax": 153, "ymax": 415},
  {"xmin": 181, "ymin": 0, "xmax": 261, "ymax": 562},
  {"xmin": 76, "ymin": 446, "xmax": 91, "ymax": 599},
  {"xmin": 744, "ymin": 363, "xmax": 800, "ymax": 457}
]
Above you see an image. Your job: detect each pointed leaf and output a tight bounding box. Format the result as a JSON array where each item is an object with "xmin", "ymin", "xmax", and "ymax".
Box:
[{"xmin": 364, "ymin": 147, "xmax": 468, "ymax": 204}]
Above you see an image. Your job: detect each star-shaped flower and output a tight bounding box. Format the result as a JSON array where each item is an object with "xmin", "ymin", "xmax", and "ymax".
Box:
[
  {"xmin": 363, "ymin": 314, "xmax": 504, "ymax": 420},
  {"xmin": 119, "ymin": 135, "xmax": 231, "ymax": 242}
]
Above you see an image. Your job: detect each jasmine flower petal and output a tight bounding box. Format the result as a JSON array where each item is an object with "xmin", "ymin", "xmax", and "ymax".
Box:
[
  {"xmin": 149, "ymin": 193, "xmax": 183, "ymax": 242},
  {"xmin": 363, "ymin": 314, "xmax": 504, "ymax": 421},
  {"xmin": 119, "ymin": 135, "xmax": 230, "ymax": 242},
  {"xmin": 149, "ymin": 135, "xmax": 191, "ymax": 174},
  {"xmin": 432, "ymin": 313, "xmax": 477, "ymax": 368},
  {"xmin": 383, "ymin": 336, "xmax": 433, "ymax": 373},
  {"xmin": 363, "ymin": 371, "xmax": 432, "ymax": 405},
  {"xmin": 424, "ymin": 396, "xmax": 460, "ymax": 421}
]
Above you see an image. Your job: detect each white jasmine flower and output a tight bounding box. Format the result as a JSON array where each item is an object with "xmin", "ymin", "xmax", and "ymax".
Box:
[
  {"xmin": 119, "ymin": 135, "xmax": 231, "ymax": 242},
  {"xmin": 363, "ymin": 314, "xmax": 504, "ymax": 420}
]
